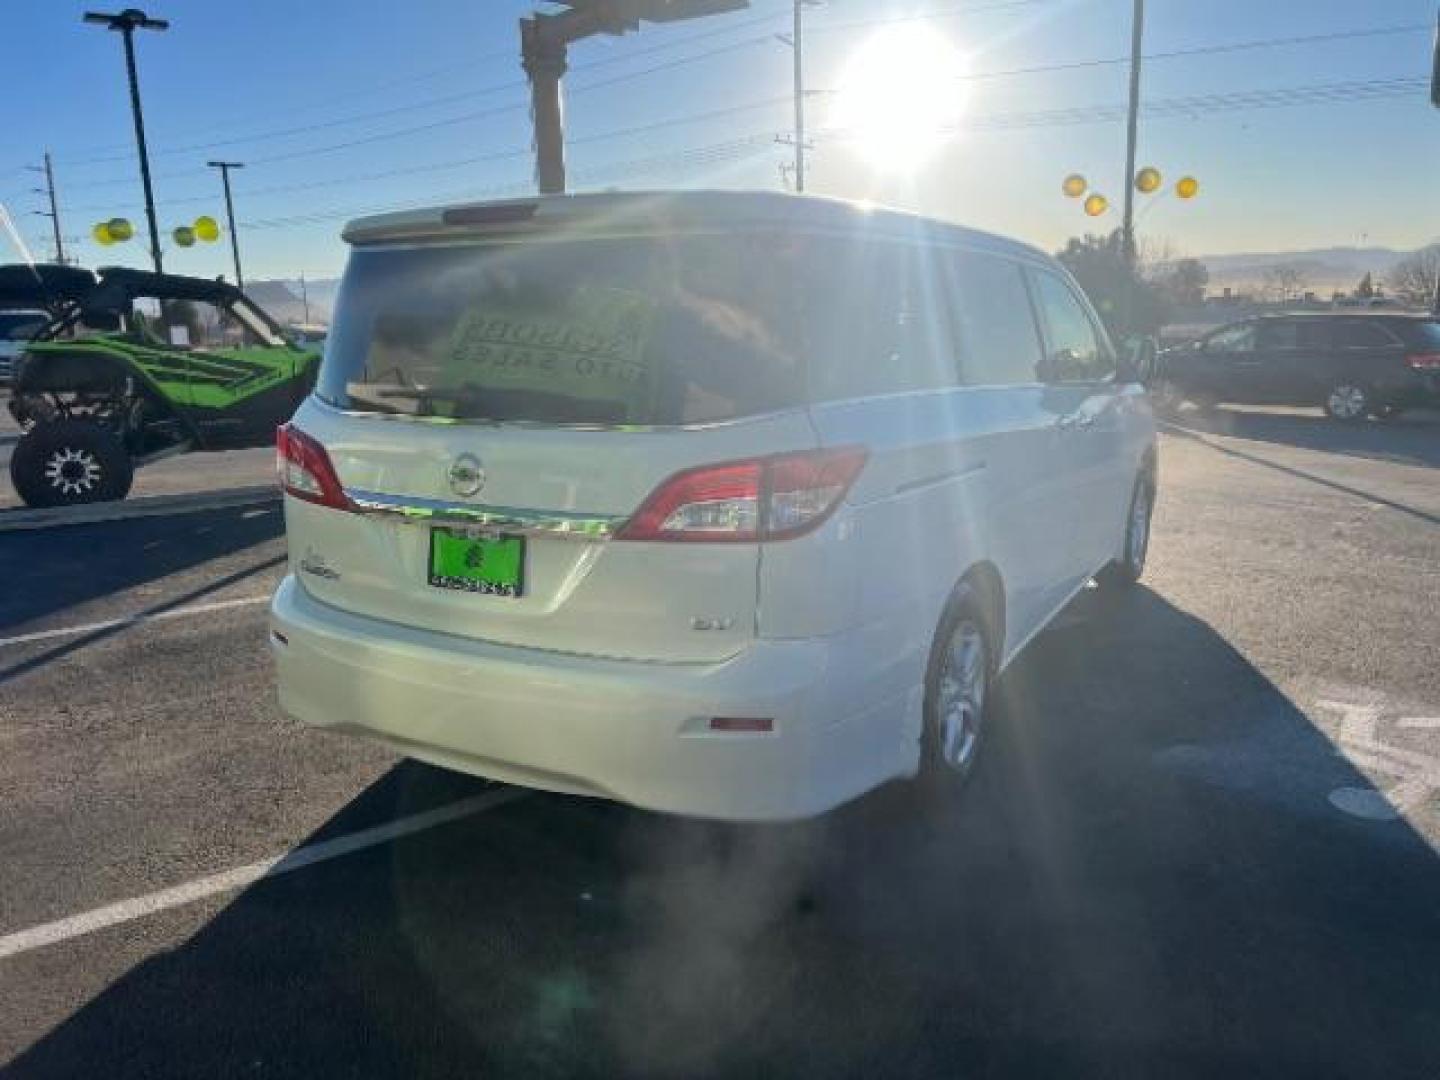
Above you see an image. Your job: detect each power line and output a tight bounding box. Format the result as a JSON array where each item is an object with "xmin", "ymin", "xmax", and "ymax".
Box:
[
  {"xmin": 67, "ymin": 4, "xmax": 802, "ymax": 162},
  {"xmin": 52, "ymin": 3, "xmax": 797, "ymax": 168},
  {"xmin": 888, "ymin": 22, "xmax": 1432, "ymax": 88},
  {"xmin": 62, "ymin": 50, "xmax": 522, "ymax": 163},
  {"xmin": 63, "ymin": 51, "xmax": 1427, "ymax": 217},
  {"xmin": 50, "ymin": 0, "xmax": 1048, "ymax": 172},
  {"xmin": 86, "ymin": 19, "xmax": 1430, "ymax": 197},
  {"xmin": 211, "ymin": 74, "xmax": 1421, "ymax": 237},
  {"xmin": 240, "ymin": 136, "xmax": 779, "ymax": 232}
]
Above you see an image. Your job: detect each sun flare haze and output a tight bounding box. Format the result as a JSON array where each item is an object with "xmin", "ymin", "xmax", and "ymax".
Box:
[{"xmin": 829, "ymin": 24, "xmax": 967, "ymax": 174}]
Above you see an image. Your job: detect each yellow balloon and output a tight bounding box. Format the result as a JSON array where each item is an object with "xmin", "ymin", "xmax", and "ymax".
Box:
[
  {"xmin": 194, "ymin": 215, "xmax": 220, "ymax": 242},
  {"xmin": 1062, "ymin": 173, "xmax": 1087, "ymax": 198},
  {"xmin": 1175, "ymin": 176, "xmax": 1199, "ymax": 199},
  {"xmin": 107, "ymin": 217, "xmax": 134, "ymax": 241},
  {"xmin": 1135, "ymin": 166, "xmax": 1162, "ymax": 194},
  {"xmin": 1084, "ymin": 193, "xmax": 1109, "ymax": 218},
  {"xmin": 93, "ymin": 222, "xmax": 115, "ymax": 246},
  {"xmin": 173, "ymin": 225, "xmax": 196, "ymax": 248}
]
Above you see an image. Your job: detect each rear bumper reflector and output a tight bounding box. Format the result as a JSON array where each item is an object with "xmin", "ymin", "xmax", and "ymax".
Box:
[{"xmin": 709, "ymin": 717, "xmax": 774, "ymax": 733}]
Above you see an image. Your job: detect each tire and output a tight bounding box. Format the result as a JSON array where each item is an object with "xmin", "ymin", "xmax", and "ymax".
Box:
[
  {"xmin": 9, "ymin": 419, "xmax": 134, "ymax": 508},
  {"xmin": 1097, "ymin": 472, "xmax": 1154, "ymax": 592},
  {"xmin": 918, "ymin": 584, "xmax": 996, "ymax": 789},
  {"xmin": 1147, "ymin": 378, "xmax": 1185, "ymax": 415},
  {"xmin": 1323, "ymin": 381, "xmax": 1370, "ymax": 422}
]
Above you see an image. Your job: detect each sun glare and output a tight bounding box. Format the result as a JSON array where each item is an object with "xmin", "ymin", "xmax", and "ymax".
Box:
[{"xmin": 830, "ymin": 24, "xmax": 966, "ymax": 173}]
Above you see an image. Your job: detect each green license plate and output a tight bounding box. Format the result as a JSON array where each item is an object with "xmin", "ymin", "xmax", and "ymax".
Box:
[{"xmin": 428, "ymin": 528, "xmax": 525, "ymax": 597}]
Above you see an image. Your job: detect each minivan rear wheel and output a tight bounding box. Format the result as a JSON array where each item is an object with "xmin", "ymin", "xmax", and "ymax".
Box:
[{"xmin": 919, "ymin": 586, "xmax": 994, "ymax": 788}]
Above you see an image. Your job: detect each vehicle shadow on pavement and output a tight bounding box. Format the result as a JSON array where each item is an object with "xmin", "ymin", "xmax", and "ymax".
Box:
[
  {"xmin": 0, "ymin": 503, "xmax": 283, "ymax": 631},
  {"xmin": 1165, "ymin": 406, "xmax": 1440, "ymax": 470},
  {"xmin": 1161, "ymin": 420, "xmax": 1440, "ymax": 528},
  {"xmin": 9, "ymin": 588, "xmax": 1440, "ymax": 1079}
]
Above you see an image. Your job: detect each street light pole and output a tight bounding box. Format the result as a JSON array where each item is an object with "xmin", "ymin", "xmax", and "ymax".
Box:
[
  {"xmin": 85, "ymin": 9, "xmax": 169, "ymax": 274},
  {"xmin": 1120, "ymin": 0, "xmax": 1145, "ymax": 266},
  {"xmin": 207, "ymin": 160, "xmax": 245, "ymax": 290}
]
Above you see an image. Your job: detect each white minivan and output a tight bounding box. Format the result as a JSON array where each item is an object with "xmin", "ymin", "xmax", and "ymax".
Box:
[{"xmin": 270, "ymin": 191, "xmax": 1156, "ymax": 821}]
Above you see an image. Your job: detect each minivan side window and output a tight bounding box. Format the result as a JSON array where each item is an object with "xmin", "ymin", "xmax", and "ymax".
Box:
[
  {"xmin": 947, "ymin": 253, "xmax": 1043, "ymax": 385},
  {"xmin": 1258, "ymin": 320, "xmax": 1329, "ymax": 350},
  {"xmin": 1031, "ymin": 270, "xmax": 1114, "ymax": 382},
  {"xmin": 1205, "ymin": 322, "xmax": 1257, "ymax": 353},
  {"xmin": 805, "ymin": 240, "xmax": 957, "ymax": 401},
  {"xmin": 1335, "ymin": 320, "xmax": 1399, "ymax": 348}
]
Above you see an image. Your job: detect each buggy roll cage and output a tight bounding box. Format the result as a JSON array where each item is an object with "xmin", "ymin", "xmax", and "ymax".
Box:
[{"xmin": 0, "ymin": 264, "xmax": 287, "ymax": 346}]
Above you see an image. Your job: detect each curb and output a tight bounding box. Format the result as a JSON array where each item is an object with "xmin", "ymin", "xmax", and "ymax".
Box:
[{"xmin": 0, "ymin": 485, "xmax": 279, "ymax": 532}]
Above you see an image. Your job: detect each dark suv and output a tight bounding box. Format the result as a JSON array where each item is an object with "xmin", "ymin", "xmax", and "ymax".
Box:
[{"xmin": 1155, "ymin": 313, "xmax": 1440, "ymax": 420}]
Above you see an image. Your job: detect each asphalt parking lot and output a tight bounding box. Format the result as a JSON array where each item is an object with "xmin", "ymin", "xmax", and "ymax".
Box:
[
  {"xmin": 2, "ymin": 408, "xmax": 1438, "ymax": 1078},
  {"xmin": 0, "ymin": 392, "xmax": 274, "ymax": 510}
]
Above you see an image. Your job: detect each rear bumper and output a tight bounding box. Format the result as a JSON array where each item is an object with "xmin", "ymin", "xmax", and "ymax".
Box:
[{"xmin": 270, "ymin": 575, "xmax": 906, "ymax": 821}]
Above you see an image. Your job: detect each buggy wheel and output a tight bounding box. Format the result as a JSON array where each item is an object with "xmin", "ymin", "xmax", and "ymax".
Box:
[{"xmin": 10, "ymin": 420, "xmax": 134, "ymax": 508}]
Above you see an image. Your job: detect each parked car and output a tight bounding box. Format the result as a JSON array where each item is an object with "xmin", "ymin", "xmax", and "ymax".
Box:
[
  {"xmin": 285, "ymin": 323, "xmax": 328, "ymax": 353},
  {"xmin": 6, "ymin": 266, "xmax": 319, "ymax": 506},
  {"xmin": 0, "ymin": 310, "xmax": 49, "ymax": 384},
  {"xmin": 1153, "ymin": 312, "xmax": 1440, "ymax": 420},
  {"xmin": 0, "ymin": 263, "xmax": 96, "ymax": 385},
  {"xmin": 269, "ymin": 191, "xmax": 1157, "ymax": 822}
]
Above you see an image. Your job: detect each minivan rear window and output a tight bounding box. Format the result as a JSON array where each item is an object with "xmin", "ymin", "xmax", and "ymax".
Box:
[
  {"xmin": 319, "ymin": 235, "xmax": 810, "ymax": 425},
  {"xmin": 1398, "ymin": 320, "xmax": 1440, "ymax": 350}
]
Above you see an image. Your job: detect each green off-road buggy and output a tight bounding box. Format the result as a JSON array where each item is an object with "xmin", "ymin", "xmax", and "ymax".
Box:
[{"xmin": 2, "ymin": 264, "xmax": 319, "ymax": 507}]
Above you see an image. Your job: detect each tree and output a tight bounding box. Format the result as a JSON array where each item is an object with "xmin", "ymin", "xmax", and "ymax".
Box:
[
  {"xmin": 1388, "ymin": 244, "xmax": 1440, "ymax": 309},
  {"xmin": 161, "ymin": 300, "xmax": 205, "ymax": 346},
  {"xmin": 1354, "ymin": 272, "xmax": 1375, "ymax": 300},
  {"xmin": 1156, "ymin": 258, "xmax": 1209, "ymax": 306},
  {"xmin": 1260, "ymin": 263, "xmax": 1306, "ymax": 303},
  {"xmin": 1055, "ymin": 230, "xmax": 1171, "ymax": 337}
]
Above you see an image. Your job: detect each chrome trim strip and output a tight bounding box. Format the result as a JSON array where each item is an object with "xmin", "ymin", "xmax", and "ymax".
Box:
[
  {"xmin": 345, "ymin": 488, "xmax": 623, "ymax": 539},
  {"xmin": 307, "ymin": 393, "xmax": 810, "ymax": 433}
]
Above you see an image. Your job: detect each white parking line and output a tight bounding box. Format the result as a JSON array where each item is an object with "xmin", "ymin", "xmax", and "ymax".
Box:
[
  {"xmin": 0, "ymin": 786, "xmax": 526, "ymax": 962},
  {"xmin": 0, "ymin": 595, "xmax": 271, "ymax": 648}
]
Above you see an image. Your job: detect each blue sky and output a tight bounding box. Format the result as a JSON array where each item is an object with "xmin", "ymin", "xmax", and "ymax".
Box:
[{"xmin": 2, "ymin": 0, "xmax": 1436, "ymax": 281}]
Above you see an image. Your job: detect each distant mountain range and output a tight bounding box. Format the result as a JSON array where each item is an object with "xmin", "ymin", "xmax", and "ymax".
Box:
[
  {"xmin": 243, "ymin": 243, "xmax": 1435, "ymax": 322},
  {"xmin": 1195, "ymin": 245, "xmax": 1429, "ymax": 295},
  {"xmin": 243, "ymin": 278, "xmax": 338, "ymax": 325}
]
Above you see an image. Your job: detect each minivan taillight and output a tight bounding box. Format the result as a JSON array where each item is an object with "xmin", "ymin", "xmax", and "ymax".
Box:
[
  {"xmin": 1406, "ymin": 352, "xmax": 1440, "ymax": 371},
  {"xmin": 276, "ymin": 423, "xmax": 349, "ymax": 511},
  {"xmin": 617, "ymin": 447, "xmax": 867, "ymax": 543}
]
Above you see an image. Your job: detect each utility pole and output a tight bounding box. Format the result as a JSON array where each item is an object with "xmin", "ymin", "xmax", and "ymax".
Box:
[
  {"xmin": 519, "ymin": 2, "xmax": 749, "ymax": 195},
  {"xmin": 300, "ymin": 272, "xmax": 310, "ymax": 323},
  {"xmin": 521, "ymin": 16, "xmax": 569, "ymax": 195},
  {"xmin": 85, "ymin": 9, "xmax": 169, "ymax": 274},
  {"xmin": 1119, "ymin": 0, "xmax": 1145, "ymax": 267},
  {"xmin": 207, "ymin": 160, "xmax": 245, "ymax": 290},
  {"xmin": 792, "ymin": 0, "xmax": 806, "ymax": 192},
  {"xmin": 28, "ymin": 152, "xmax": 65, "ymax": 264}
]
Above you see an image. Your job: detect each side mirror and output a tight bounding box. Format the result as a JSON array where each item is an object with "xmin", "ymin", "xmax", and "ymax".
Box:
[{"xmin": 1118, "ymin": 335, "xmax": 1157, "ymax": 384}]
